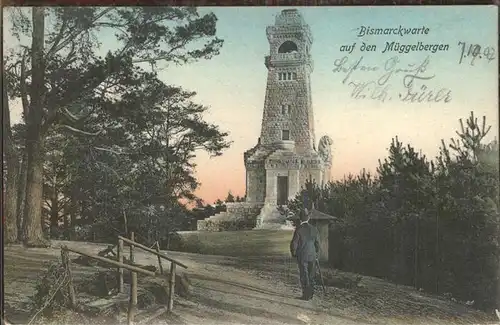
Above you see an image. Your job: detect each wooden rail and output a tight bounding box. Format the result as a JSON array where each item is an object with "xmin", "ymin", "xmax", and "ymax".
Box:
[
  {"xmin": 117, "ymin": 236, "xmax": 188, "ymax": 269},
  {"xmin": 61, "ymin": 236, "xmax": 152, "ymax": 325},
  {"xmin": 61, "ymin": 245, "xmax": 156, "ymax": 276},
  {"xmin": 117, "ymin": 235, "xmax": 187, "ymax": 313},
  {"xmin": 60, "ymin": 232, "xmax": 188, "ymax": 324}
]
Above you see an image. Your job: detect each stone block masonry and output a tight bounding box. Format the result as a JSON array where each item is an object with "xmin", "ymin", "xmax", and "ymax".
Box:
[{"xmin": 197, "ymin": 9, "xmax": 333, "ymax": 231}]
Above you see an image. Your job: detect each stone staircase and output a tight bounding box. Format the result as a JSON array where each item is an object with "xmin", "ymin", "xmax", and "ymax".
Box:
[{"xmin": 197, "ymin": 203, "xmax": 293, "ymax": 231}]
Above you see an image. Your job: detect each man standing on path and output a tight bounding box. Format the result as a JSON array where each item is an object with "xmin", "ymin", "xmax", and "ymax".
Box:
[{"xmin": 290, "ymin": 208, "xmax": 320, "ymax": 300}]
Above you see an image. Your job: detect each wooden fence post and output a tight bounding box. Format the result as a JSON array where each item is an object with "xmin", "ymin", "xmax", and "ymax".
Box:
[
  {"xmin": 127, "ymin": 232, "xmax": 138, "ymax": 325},
  {"xmin": 168, "ymin": 262, "xmax": 176, "ymax": 312},
  {"xmin": 118, "ymin": 237, "xmax": 124, "ymax": 293},
  {"xmin": 155, "ymin": 241, "xmax": 164, "ymax": 275},
  {"xmin": 60, "ymin": 248, "xmax": 76, "ymax": 308}
]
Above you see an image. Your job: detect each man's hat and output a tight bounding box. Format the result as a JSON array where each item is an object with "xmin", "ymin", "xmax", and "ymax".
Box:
[{"xmin": 299, "ymin": 208, "xmax": 310, "ymax": 222}]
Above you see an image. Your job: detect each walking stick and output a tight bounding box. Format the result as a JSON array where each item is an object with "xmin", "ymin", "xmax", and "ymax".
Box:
[{"xmin": 315, "ymin": 258, "xmax": 326, "ymax": 293}]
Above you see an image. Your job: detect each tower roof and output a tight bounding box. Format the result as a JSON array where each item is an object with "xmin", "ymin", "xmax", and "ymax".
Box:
[{"xmin": 274, "ymin": 9, "xmax": 306, "ymax": 26}]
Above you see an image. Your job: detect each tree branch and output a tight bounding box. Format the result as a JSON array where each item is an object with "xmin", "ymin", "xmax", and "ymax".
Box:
[
  {"xmin": 46, "ymin": 16, "xmax": 68, "ymax": 58},
  {"xmin": 61, "ymin": 107, "xmax": 81, "ymax": 122},
  {"xmin": 59, "ymin": 124, "xmax": 102, "ymax": 136},
  {"xmin": 131, "ymin": 39, "xmax": 189, "ymax": 64},
  {"xmin": 94, "ymin": 146, "xmax": 125, "ymax": 155},
  {"xmin": 44, "ymin": 200, "xmax": 53, "ymax": 210},
  {"xmin": 49, "ymin": 8, "xmax": 115, "ymax": 57},
  {"xmin": 95, "ymin": 161, "xmax": 121, "ymax": 178},
  {"xmin": 57, "ymin": 203, "xmax": 67, "ymax": 213}
]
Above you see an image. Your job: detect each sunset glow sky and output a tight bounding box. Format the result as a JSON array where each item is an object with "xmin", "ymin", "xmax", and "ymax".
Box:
[{"xmin": 4, "ymin": 6, "xmax": 498, "ymax": 204}]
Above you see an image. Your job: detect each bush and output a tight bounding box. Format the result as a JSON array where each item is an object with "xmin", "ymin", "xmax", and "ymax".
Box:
[
  {"xmin": 198, "ymin": 218, "xmax": 256, "ymax": 232},
  {"xmin": 31, "ymin": 261, "xmax": 72, "ymax": 317},
  {"xmin": 289, "ymin": 112, "xmax": 500, "ymax": 311}
]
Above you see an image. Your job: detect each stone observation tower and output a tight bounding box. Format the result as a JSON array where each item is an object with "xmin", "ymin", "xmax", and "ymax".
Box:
[{"xmin": 197, "ymin": 9, "xmax": 333, "ymax": 231}]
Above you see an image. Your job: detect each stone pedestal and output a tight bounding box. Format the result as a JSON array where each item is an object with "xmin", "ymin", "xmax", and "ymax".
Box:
[{"xmin": 254, "ymin": 203, "xmax": 293, "ymax": 229}]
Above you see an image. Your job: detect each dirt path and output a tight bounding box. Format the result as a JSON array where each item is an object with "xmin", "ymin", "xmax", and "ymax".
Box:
[{"xmin": 4, "ymin": 241, "xmax": 497, "ymax": 325}]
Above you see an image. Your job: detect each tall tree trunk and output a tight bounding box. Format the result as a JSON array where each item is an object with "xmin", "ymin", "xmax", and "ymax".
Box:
[
  {"xmin": 81, "ymin": 200, "xmax": 87, "ymax": 239},
  {"xmin": 17, "ymin": 152, "xmax": 28, "ymax": 240},
  {"xmin": 50, "ymin": 186, "xmax": 59, "ymax": 238},
  {"xmin": 3, "ymin": 63, "xmax": 20, "ymax": 243},
  {"xmin": 68, "ymin": 189, "xmax": 77, "ymax": 240},
  {"xmin": 49, "ymin": 168, "xmax": 59, "ymax": 238},
  {"xmin": 63, "ymin": 208, "xmax": 69, "ymax": 240},
  {"xmin": 18, "ymin": 45, "xmax": 30, "ymax": 242},
  {"xmin": 23, "ymin": 7, "xmax": 49, "ymax": 247},
  {"xmin": 24, "ymin": 137, "xmax": 47, "ymax": 246}
]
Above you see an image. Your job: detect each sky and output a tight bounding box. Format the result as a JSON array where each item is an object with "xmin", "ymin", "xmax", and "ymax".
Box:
[{"xmin": 4, "ymin": 6, "xmax": 499, "ymax": 204}]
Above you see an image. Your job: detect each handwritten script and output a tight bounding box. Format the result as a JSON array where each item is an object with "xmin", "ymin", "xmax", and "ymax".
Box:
[{"xmin": 332, "ymin": 56, "xmax": 452, "ymax": 103}]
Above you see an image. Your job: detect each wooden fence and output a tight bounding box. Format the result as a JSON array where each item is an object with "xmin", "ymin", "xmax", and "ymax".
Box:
[{"xmin": 60, "ymin": 231, "xmax": 188, "ymax": 325}]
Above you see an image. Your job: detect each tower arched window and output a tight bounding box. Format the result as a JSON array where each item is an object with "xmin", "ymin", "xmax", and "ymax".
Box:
[{"xmin": 278, "ymin": 41, "xmax": 298, "ymax": 53}]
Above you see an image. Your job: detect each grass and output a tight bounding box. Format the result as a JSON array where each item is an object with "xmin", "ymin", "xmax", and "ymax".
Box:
[{"xmin": 174, "ymin": 229, "xmax": 294, "ymax": 257}]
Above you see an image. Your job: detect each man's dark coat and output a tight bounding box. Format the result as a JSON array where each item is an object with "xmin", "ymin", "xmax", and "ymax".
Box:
[{"xmin": 290, "ymin": 221, "xmax": 320, "ymax": 262}]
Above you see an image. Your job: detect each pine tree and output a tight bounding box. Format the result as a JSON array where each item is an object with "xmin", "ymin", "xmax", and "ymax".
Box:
[{"xmin": 4, "ymin": 7, "xmax": 225, "ymax": 246}]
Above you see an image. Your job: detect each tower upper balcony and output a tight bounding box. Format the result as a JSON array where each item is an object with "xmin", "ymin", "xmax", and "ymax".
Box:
[
  {"xmin": 265, "ymin": 52, "xmax": 309, "ymax": 68},
  {"xmin": 274, "ymin": 9, "xmax": 306, "ymax": 27},
  {"xmin": 266, "ymin": 9, "xmax": 313, "ymax": 52}
]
